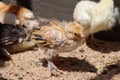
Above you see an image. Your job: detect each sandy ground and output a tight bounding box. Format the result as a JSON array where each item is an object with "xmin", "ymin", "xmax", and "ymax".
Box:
[
  {"xmin": 0, "ymin": 38, "xmax": 120, "ymax": 80},
  {"xmin": 0, "ymin": 16, "xmax": 120, "ymax": 80},
  {"xmin": 0, "ymin": 0, "xmax": 119, "ymax": 79}
]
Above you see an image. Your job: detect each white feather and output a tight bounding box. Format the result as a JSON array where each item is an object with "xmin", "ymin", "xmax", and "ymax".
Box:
[{"xmin": 73, "ymin": 0, "xmax": 119, "ymax": 36}]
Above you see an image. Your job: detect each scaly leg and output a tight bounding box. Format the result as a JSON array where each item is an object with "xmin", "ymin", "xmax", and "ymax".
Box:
[
  {"xmin": 45, "ymin": 49, "xmax": 65, "ymax": 76},
  {"xmin": 47, "ymin": 59, "xmax": 65, "ymax": 76}
]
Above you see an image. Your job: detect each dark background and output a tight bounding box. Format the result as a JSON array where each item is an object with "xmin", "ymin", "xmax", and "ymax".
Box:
[{"xmin": 1, "ymin": 0, "xmax": 120, "ymax": 42}]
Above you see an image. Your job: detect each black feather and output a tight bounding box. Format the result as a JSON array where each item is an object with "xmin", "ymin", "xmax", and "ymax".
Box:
[{"xmin": 0, "ymin": 23, "xmax": 28, "ymax": 47}]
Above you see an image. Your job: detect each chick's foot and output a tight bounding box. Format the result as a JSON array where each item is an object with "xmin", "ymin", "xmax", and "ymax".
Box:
[{"xmin": 47, "ymin": 59, "xmax": 67, "ymax": 76}]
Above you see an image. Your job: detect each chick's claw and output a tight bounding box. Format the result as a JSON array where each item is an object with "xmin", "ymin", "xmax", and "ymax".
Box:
[{"xmin": 51, "ymin": 68, "xmax": 67, "ymax": 76}]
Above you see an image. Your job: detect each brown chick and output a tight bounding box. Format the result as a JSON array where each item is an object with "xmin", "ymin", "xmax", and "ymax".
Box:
[
  {"xmin": 0, "ymin": 22, "xmax": 38, "ymax": 60},
  {"xmin": 0, "ymin": 1, "xmax": 35, "ymax": 25},
  {"xmin": 32, "ymin": 20, "xmax": 85, "ymax": 76},
  {"xmin": 0, "ymin": 1, "xmax": 40, "ymax": 34}
]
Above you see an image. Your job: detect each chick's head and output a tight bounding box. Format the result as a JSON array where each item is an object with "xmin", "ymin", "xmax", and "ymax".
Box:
[{"xmin": 66, "ymin": 22, "xmax": 84, "ymax": 40}]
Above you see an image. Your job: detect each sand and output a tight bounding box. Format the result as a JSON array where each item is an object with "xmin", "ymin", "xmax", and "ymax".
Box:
[
  {"xmin": 0, "ymin": 0, "xmax": 120, "ymax": 79},
  {"xmin": 0, "ymin": 37, "xmax": 120, "ymax": 80}
]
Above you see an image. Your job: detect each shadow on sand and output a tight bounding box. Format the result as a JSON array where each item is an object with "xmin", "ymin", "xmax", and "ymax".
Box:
[
  {"xmin": 42, "ymin": 56, "xmax": 98, "ymax": 73},
  {"xmin": 90, "ymin": 61, "xmax": 120, "ymax": 80}
]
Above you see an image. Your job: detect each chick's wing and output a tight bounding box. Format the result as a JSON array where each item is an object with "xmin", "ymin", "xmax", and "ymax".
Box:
[{"xmin": 32, "ymin": 23, "xmax": 67, "ymax": 48}]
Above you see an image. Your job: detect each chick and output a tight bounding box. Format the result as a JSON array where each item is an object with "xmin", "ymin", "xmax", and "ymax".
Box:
[
  {"xmin": 32, "ymin": 20, "xmax": 84, "ymax": 76},
  {"xmin": 0, "ymin": 22, "xmax": 38, "ymax": 60},
  {"xmin": 73, "ymin": 0, "xmax": 119, "ymax": 40},
  {"xmin": 0, "ymin": 1, "xmax": 35, "ymax": 25},
  {"xmin": 0, "ymin": 1, "xmax": 40, "ymax": 33}
]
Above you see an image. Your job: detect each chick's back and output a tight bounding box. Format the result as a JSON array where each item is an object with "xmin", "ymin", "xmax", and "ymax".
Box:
[
  {"xmin": 32, "ymin": 22, "xmax": 67, "ymax": 48},
  {"xmin": 0, "ymin": 23, "xmax": 27, "ymax": 47}
]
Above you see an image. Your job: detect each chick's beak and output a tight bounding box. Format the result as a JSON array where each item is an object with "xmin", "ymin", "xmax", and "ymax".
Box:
[
  {"xmin": 80, "ymin": 34, "xmax": 85, "ymax": 39},
  {"xmin": 75, "ymin": 34, "xmax": 85, "ymax": 41},
  {"xmin": 76, "ymin": 33, "xmax": 85, "ymax": 39},
  {"xmin": 74, "ymin": 34, "xmax": 84, "ymax": 40}
]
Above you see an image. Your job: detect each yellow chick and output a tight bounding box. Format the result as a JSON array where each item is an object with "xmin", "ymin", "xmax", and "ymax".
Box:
[
  {"xmin": 73, "ymin": 0, "xmax": 119, "ymax": 40},
  {"xmin": 32, "ymin": 20, "xmax": 84, "ymax": 76}
]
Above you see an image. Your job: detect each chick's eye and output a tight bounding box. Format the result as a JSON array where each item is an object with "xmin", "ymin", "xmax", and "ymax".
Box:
[{"xmin": 74, "ymin": 33, "xmax": 77, "ymax": 36}]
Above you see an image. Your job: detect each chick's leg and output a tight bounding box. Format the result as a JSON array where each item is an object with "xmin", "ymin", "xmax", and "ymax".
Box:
[
  {"xmin": 1, "ymin": 48, "xmax": 12, "ymax": 60},
  {"xmin": 91, "ymin": 34, "xmax": 95, "ymax": 41},
  {"xmin": 90, "ymin": 34, "xmax": 104, "ymax": 47},
  {"xmin": 47, "ymin": 59, "xmax": 63, "ymax": 76},
  {"xmin": 45, "ymin": 49, "xmax": 65, "ymax": 76},
  {"xmin": 0, "ymin": 48, "xmax": 15, "ymax": 71}
]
